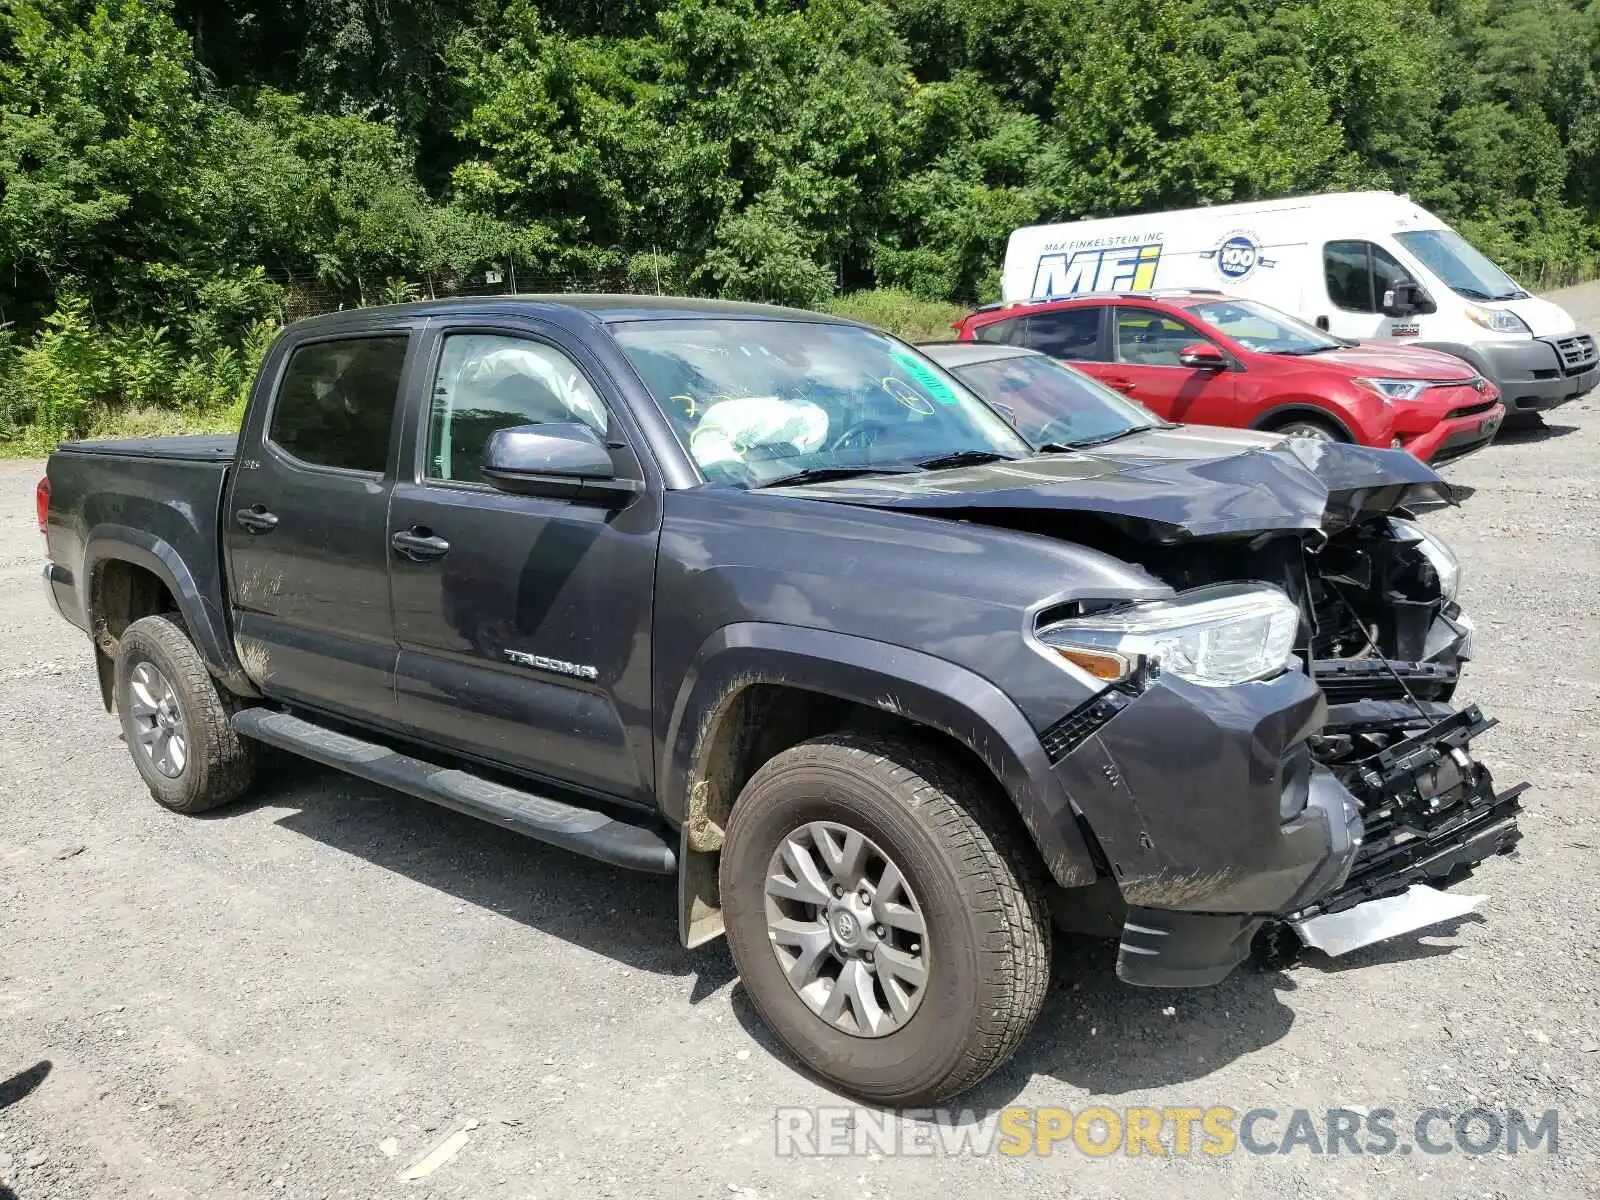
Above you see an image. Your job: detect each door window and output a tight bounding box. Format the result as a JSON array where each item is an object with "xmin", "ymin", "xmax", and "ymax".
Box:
[
  {"xmin": 1369, "ymin": 245, "xmax": 1413, "ymax": 309},
  {"xmin": 1324, "ymin": 241, "xmax": 1416, "ymax": 313},
  {"xmin": 972, "ymin": 318, "xmax": 1020, "ymax": 345},
  {"xmin": 1018, "ymin": 308, "xmax": 1103, "ymax": 359},
  {"xmin": 426, "ymin": 334, "xmax": 609, "ymax": 483},
  {"xmin": 1113, "ymin": 309, "xmax": 1212, "ymax": 366},
  {"xmin": 269, "ymin": 336, "xmax": 409, "ymax": 473}
]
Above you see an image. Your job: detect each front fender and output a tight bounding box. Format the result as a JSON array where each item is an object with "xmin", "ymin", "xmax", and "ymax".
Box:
[
  {"xmin": 82, "ymin": 525, "xmax": 256, "ymax": 697},
  {"xmin": 1250, "ymin": 399, "xmax": 1367, "ymax": 443},
  {"xmin": 660, "ymin": 621, "xmax": 1099, "ymax": 889}
]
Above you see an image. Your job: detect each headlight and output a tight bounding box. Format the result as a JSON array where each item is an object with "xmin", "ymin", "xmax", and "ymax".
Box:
[
  {"xmin": 1390, "ymin": 517, "xmax": 1460, "ymax": 603},
  {"xmin": 1466, "ymin": 305, "xmax": 1531, "ymax": 336},
  {"xmin": 1037, "ymin": 584, "xmax": 1302, "ymax": 688},
  {"xmin": 1355, "ymin": 377, "xmax": 1430, "ymax": 401}
]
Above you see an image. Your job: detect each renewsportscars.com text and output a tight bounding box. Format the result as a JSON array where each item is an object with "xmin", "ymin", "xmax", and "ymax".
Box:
[{"xmin": 774, "ymin": 1105, "xmax": 1559, "ymax": 1159}]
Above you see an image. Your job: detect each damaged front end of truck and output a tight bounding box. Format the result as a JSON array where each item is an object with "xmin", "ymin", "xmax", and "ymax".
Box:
[
  {"xmin": 799, "ymin": 433, "xmax": 1526, "ymax": 978},
  {"xmin": 1261, "ymin": 492, "xmax": 1526, "ymax": 961},
  {"xmin": 1042, "ymin": 436, "xmax": 1529, "ymax": 973}
]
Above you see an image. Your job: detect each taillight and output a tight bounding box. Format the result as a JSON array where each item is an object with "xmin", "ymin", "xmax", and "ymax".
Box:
[{"xmin": 35, "ymin": 476, "xmax": 50, "ymax": 536}]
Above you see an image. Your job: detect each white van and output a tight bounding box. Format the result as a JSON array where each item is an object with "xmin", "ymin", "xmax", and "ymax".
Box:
[{"xmin": 1001, "ymin": 191, "xmax": 1598, "ymax": 417}]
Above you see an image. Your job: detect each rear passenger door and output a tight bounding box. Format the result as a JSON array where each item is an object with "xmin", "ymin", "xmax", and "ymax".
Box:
[
  {"xmin": 386, "ymin": 322, "xmax": 660, "ymax": 806},
  {"xmin": 1102, "ymin": 306, "xmax": 1235, "ymax": 424},
  {"xmin": 227, "ymin": 326, "xmax": 416, "ymax": 729}
]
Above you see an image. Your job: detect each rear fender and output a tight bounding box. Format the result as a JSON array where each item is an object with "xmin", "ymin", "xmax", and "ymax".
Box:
[{"xmin": 82, "ymin": 526, "xmax": 257, "ymax": 698}]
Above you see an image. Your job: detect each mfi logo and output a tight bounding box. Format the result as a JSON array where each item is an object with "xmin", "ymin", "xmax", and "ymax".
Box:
[{"xmin": 1032, "ymin": 243, "xmax": 1162, "ymax": 298}]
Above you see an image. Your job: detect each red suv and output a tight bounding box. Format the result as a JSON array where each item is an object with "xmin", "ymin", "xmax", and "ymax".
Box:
[{"xmin": 954, "ymin": 292, "xmax": 1505, "ymax": 463}]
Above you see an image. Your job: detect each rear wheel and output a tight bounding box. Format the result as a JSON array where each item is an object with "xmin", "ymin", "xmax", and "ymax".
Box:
[
  {"xmin": 116, "ymin": 615, "xmax": 257, "ymax": 814},
  {"xmin": 720, "ymin": 733, "xmax": 1051, "ymax": 1104}
]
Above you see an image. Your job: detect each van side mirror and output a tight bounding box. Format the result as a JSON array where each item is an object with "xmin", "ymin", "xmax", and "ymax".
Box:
[
  {"xmin": 482, "ymin": 423, "xmax": 641, "ymax": 505},
  {"xmin": 1382, "ymin": 282, "xmax": 1435, "ymax": 318},
  {"xmin": 1178, "ymin": 343, "xmax": 1227, "ymax": 371}
]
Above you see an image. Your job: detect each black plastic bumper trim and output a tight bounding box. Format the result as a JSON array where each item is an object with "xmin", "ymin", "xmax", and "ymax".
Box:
[{"xmin": 1116, "ymin": 907, "xmax": 1266, "ymax": 988}]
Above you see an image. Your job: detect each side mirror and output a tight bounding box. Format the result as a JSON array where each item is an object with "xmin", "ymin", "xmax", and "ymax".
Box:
[
  {"xmin": 1382, "ymin": 282, "xmax": 1435, "ymax": 318},
  {"xmin": 481, "ymin": 423, "xmax": 641, "ymax": 505},
  {"xmin": 991, "ymin": 401, "xmax": 1019, "ymax": 428},
  {"xmin": 1178, "ymin": 343, "xmax": 1227, "ymax": 371}
]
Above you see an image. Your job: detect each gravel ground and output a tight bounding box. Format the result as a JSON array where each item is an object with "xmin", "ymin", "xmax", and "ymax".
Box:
[{"xmin": 2, "ymin": 290, "xmax": 1598, "ymax": 1198}]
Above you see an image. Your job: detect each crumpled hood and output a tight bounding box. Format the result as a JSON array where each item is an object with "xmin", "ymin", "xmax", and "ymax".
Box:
[{"xmin": 770, "ymin": 428, "xmax": 1456, "ymax": 544}]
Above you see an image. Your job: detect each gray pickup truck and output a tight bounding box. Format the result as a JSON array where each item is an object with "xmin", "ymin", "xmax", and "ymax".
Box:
[{"xmin": 39, "ymin": 296, "xmax": 1523, "ymax": 1104}]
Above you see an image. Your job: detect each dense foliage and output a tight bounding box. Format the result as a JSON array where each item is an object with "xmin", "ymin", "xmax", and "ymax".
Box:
[{"xmin": 3, "ymin": 0, "xmax": 1598, "ymax": 446}]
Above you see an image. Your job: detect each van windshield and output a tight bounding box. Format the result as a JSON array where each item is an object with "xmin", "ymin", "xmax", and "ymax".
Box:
[
  {"xmin": 1394, "ymin": 229, "xmax": 1525, "ymax": 302},
  {"xmin": 1186, "ymin": 298, "xmax": 1344, "ymax": 356}
]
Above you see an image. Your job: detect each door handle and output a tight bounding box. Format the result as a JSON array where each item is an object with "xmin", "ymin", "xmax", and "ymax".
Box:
[
  {"xmin": 391, "ymin": 527, "xmax": 451, "ymax": 561},
  {"xmin": 1104, "ymin": 377, "xmax": 1137, "ymax": 394},
  {"xmin": 235, "ymin": 505, "xmax": 279, "ymax": 533}
]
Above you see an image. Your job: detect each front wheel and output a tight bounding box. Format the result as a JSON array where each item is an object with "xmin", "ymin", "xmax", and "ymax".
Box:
[
  {"xmin": 1270, "ymin": 416, "xmax": 1345, "ymax": 442},
  {"xmin": 720, "ymin": 733, "xmax": 1052, "ymax": 1105},
  {"xmin": 116, "ymin": 614, "xmax": 257, "ymax": 814}
]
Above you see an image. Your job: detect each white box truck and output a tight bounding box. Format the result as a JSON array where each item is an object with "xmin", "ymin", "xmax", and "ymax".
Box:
[{"xmin": 1000, "ymin": 191, "xmax": 1598, "ymax": 418}]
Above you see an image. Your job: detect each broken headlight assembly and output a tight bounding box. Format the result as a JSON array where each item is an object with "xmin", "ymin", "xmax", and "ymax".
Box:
[
  {"xmin": 1037, "ymin": 584, "xmax": 1302, "ymax": 688},
  {"xmin": 1389, "ymin": 517, "xmax": 1460, "ymax": 603}
]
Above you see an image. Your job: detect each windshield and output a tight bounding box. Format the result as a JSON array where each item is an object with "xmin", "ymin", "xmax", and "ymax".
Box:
[
  {"xmin": 1394, "ymin": 229, "xmax": 1524, "ymax": 301},
  {"xmin": 1187, "ymin": 298, "xmax": 1343, "ymax": 355},
  {"xmin": 945, "ymin": 354, "xmax": 1161, "ymax": 447},
  {"xmin": 612, "ymin": 319, "xmax": 1031, "ymax": 487}
]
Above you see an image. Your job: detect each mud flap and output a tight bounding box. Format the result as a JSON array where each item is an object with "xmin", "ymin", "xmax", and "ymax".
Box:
[{"xmin": 1291, "ymin": 884, "xmax": 1485, "ymax": 956}]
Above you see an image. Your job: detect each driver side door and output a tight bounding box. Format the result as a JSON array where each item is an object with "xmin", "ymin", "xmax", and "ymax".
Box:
[
  {"xmin": 388, "ymin": 322, "xmax": 661, "ymax": 806},
  {"xmin": 1102, "ymin": 306, "xmax": 1236, "ymax": 425},
  {"xmin": 1321, "ymin": 240, "xmax": 1418, "ymax": 342}
]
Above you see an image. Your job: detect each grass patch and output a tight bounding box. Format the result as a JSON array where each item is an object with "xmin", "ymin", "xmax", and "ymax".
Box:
[
  {"xmin": 0, "ymin": 401, "xmax": 244, "ymax": 458},
  {"xmin": 819, "ymin": 288, "xmax": 970, "ymax": 343},
  {"xmin": 2, "ymin": 291, "xmax": 974, "ymax": 456}
]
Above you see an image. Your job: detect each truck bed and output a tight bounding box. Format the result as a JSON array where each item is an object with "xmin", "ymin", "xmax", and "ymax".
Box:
[
  {"xmin": 44, "ymin": 438, "xmax": 236, "ymax": 666},
  {"xmin": 59, "ymin": 434, "xmax": 238, "ymax": 462}
]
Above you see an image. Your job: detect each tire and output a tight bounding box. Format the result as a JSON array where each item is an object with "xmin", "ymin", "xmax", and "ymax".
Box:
[
  {"xmin": 116, "ymin": 614, "xmax": 257, "ymax": 814},
  {"xmin": 720, "ymin": 733, "xmax": 1051, "ymax": 1105},
  {"xmin": 1270, "ymin": 416, "xmax": 1346, "ymax": 442},
  {"xmin": 1499, "ymin": 410, "xmax": 1544, "ymax": 432}
]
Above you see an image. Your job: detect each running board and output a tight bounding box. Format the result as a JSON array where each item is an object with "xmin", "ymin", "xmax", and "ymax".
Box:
[{"xmin": 232, "ymin": 709, "xmax": 676, "ymax": 874}]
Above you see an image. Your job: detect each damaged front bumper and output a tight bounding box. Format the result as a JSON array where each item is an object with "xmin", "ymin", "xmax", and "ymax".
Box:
[
  {"xmin": 1048, "ymin": 671, "xmax": 1525, "ymax": 988},
  {"xmin": 1286, "ymin": 704, "xmax": 1525, "ymax": 947}
]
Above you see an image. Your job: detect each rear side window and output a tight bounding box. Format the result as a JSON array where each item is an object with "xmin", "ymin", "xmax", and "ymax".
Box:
[
  {"xmin": 972, "ymin": 318, "xmax": 1019, "ymax": 344},
  {"xmin": 1018, "ymin": 308, "xmax": 1102, "ymax": 359},
  {"xmin": 270, "ymin": 337, "xmax": 408, "ymax": 473}
]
